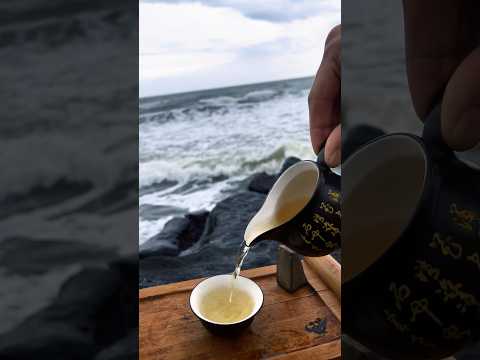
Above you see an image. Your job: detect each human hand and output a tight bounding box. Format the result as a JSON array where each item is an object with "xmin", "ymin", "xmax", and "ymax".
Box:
[
  {"xmin": 309, "ymin": 25, "xmax": 341, "ymax": 167},
  {"xmin": 403, "ymin": 1, "xmax": 480, "ymax": 150}
]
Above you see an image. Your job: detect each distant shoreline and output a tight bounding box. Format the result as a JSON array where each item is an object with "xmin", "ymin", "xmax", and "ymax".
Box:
[{"xmin": 139, "ymin": 75, "xmax": 314, "ymax": 101}]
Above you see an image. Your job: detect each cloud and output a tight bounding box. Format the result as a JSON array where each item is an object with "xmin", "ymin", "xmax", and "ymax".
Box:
[
  {"xmin": 139, "ymin": 1, "xmax": 340, "ymax": 96},
  {"xmin": 141, "ymin": 0, "xmax": 340, "ymax": 22}
]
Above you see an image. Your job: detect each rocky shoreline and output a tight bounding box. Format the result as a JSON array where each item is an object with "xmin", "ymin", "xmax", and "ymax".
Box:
[
  {"xmin": 0, "ymin": 254, "xmax": 138, "ymax": 359},
  {"xmin": 139, "ymin": 156, "xmax": 341, "ymax": 288}
]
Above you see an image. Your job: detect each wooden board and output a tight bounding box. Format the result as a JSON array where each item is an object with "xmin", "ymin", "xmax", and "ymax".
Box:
[{"xmin": 140, "ymin": 265, "xmax": 341, "ymax": 360}]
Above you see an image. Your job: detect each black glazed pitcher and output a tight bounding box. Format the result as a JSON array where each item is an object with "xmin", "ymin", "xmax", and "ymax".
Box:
[
  {"xmin": 342, "ymin": 103, "xmax": 480, "ymax": 359},
  {"xmin": 244, "ymin": 147, "xmax": 341, "ymax": 256}
]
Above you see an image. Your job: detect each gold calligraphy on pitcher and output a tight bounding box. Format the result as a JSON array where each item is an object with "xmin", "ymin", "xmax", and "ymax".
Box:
[
  {"xmin": 328, "ymin": 189, "xmax": 340, "ymax": 203},
  {"xmin": 409, "ymin": 298, "xmax": 442, "ymax": 325},
  {"xmin": 414, "ymin": 260, "xmax": 479, "ymax": 313},
  {"xmin": 320, "ymin": 201, "xmax": 334, "ymax": 214},
  {"xmin": 429, "ymin": 232, "xmax": 480, "ymax": 273},
  {"xmin": 312, "ymin": 214, "xmax": 340, "ymax": 237},
  {"xmin": 384, "ymin": 309, "xmax": 409, "ymax": 333},
  {"xmin": 467, "ymin": 252, "xmax": 480, "ymax": 271},
  {"xmin": 443, "ymin": 325, "xmax": 472, "ymax": 340},
  {"xmin": 300, "ymin": 228, "xmax": 336, "ymax": 250},
  {"xmin": 450, "ymin": 203, "xmax": 479, "ymax": 232},
  {"xmin": 390, "ymin": 282, "xmax": 411, "ymax": 311},
  {"xmin": 429, "ymin": 233, "xmax": 462, "ymax": 260}
]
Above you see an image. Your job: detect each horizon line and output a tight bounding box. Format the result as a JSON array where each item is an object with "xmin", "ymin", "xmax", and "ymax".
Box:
[{"xmin": 139, "ymin": 74, "xmax": 315, "ymax": 100}]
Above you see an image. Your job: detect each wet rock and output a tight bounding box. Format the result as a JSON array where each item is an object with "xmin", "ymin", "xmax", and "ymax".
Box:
[
  {"xmin": 140, "ymin": 240, "xmax": 277, "ymax": 288},
  {"xmin": 199, "ymin": 191, "xmax": 265, "ymax": 247},
  {"xmin": 247, "ymin": 172, "xmax": 276, "ymax": 194},
  {"xmin": 0, "ymin": 268, "xmax": 121, "ymax": 359},
  {"xmin": 0, "ymin": 254, "xmax": 138, "ymax": 359},
  {"xmin": 139, "ymin": 191, "xmax": 277, "ymax": 287},
  {"xmin": 139, "ymin": 217, "xmax": 187, "ymax": 257},
  {"xmin": 279, "ymin": 156, "xmax": 301, "ymax": 174},
  {"xmin": 178, "ymin": 210, "xmax": 209, "ymax": 251},
  {"xmin": 139, "ymin": 210, "xmax": 209, "ymax": 257}
]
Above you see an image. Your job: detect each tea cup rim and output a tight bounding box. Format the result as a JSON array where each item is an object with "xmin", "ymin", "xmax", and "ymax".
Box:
[{"xmin": 189, "ymin": 274, "xmax": 264, "ymax": 326}]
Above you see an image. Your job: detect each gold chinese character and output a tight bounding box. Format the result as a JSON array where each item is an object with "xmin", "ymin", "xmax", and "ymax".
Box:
[
  {"xmin": 302, "ymin": 223, "xmax": 312, "ymax": 235},
  {"xmin": 313, "ymin": 213, "xmax": 324, "ymax": 224},
  {"xmin": 328, "ymin": 189, "xmax": 340, "ymax": 203},
  {"xmin": 467, "ymin": 252, "xmax": 480, "ymax": 271},
  {"xmin": 390, "ymin": 282, "xmax": 411, "ymax": 311},
  {"xmin": 444, "ymin": 325, "xmax": 471, "ymax": 340},
  {"xmin": 450, "ymin": 203, "xmax": 478, "ymax": 232},
  {"xmin": 414, "ymin": 260, "xmax": 440, "ymax": 283},
  {"xmin": 320, "ymin": 201, "xmax": 334, "ymax": 214},
  {"xmin": 410, "ymin": 298, "xmax": 441, "ymax": 325},
  {"xmin": 384, "ymin": 309, "xmax": 409, "ymax": 333}
]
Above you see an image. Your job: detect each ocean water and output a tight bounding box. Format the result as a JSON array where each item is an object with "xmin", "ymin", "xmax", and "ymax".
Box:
[
  {"xmin": 139, "ymin": 77, "xmax": 316, "ymax": 244},
  {"xmin": 0, "ymin": 3, "xmax": 137, "ymax": 335}
]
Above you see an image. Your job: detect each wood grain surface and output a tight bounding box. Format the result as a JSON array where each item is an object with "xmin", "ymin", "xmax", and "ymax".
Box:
[{"xmin": 140, "ymin": 265, "xmax": 341, "ymax": 359}]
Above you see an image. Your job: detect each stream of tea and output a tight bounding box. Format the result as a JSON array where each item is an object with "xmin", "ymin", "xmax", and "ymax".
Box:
[{"xmin": 229, "ymin": 242, "xmax": 250, "ymax": 303}]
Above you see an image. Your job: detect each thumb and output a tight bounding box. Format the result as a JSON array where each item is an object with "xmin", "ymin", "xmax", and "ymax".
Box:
[
  {"xmin": 442, "ymin": 48, "xmax": 480, "ymax": 151},
  {"xmin": 324, "ymin": 124, "xmax": 341, "ymax": 167}
]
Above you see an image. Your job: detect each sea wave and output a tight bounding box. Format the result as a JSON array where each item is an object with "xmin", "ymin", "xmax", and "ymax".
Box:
[
  {"xmin": 238, "ymin": 89, "xmax": 278, "ymax": 103},
  {"xmin": 140, "ymin": 89, "xmax": 281, "ymax": 124},
  {"xmin": 0, "ymin": 134, "xmax": 115, "ymax": 201},
  {"xmin": 139, "ymin": 144, "xmax": 307, "ymax": 190}
]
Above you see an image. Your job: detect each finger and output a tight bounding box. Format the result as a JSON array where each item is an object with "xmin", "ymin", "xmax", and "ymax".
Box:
[
  {"xmin": 309, "ymin": 25, "xmax": 341, "ymax": 154},
  {"xmin": 402, "ymin": 0, "xmax": 475, "ymax": 119},
  {"xmin": 442, "ymin": 47, "xmax": 480, "ymax": 150},
  {"xmin": 325, "ymin": 124, "xmax": 341, "ymax": 167}
]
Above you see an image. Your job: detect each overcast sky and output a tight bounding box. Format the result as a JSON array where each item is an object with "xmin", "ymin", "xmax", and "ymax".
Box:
[{"xmin": 139, "ymin": 0, "xmax": 340, "ymax": 97}]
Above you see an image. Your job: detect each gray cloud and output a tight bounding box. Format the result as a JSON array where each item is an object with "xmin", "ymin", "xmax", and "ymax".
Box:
[{"xmin": 141, "ymin": 0, "xmax": 339, "ymax": 22}]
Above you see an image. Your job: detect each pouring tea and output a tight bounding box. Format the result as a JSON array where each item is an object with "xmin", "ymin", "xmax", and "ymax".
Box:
[{"xmin": 243, "ymin": 147, "xmax": 341, "ymax": 256}]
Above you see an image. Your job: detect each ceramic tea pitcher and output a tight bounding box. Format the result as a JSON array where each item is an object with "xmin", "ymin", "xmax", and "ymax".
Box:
[
  {"xmin": 342, "ymin": 103, "xmax": 480, "ymax": 359},
  {"xmin": 244, "ymin": 146, "xmax": 341, "ymax": 256}
]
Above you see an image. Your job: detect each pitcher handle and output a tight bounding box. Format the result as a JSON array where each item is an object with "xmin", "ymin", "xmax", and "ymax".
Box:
[
  {"xmin": 317, "ymin": 141, "xmax": 342, "ymax": 176},
  {"xmin": 316, "ymin": 141, "xmax": 328, "ymax": 170}
]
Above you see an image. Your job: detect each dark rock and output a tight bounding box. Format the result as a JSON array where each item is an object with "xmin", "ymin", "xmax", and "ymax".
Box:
[
  {"xmin": 279, "ymin": 156, "xmax": 301, "ymax": 174},
  {"xmin": 140, "ymin": 240, "xmax": 278, "ymax": 288},
  {"xmin": 0, "ymin": 254, "xmax": 139, "ymax": 359},
  {"xmin": 140, "ymin": 210, "xmax": 209, "ymax": 257},
  {"xmin": 139, "ymin": 191, "xmax": 278, "ymax": 287},
  {"xmin": 0, "ymin": 268, "xmax": 121, "ymax": 359},
  {"xmin": 247, "ymin": 172, "xmax": 276, "ymax": 194},
  {"xmin": 199, "ymin": 191, "xmax": 265, "ymax": 247},
  {"xmin": 139, "ymin": 217, "xmax": 187, "ymax": 257},
  {"xmin": 101, "ymin": 257, "xmax": 139, "ymax": 347},
  {"xmin": 179, "ymin": 210, "xmax": 209, "ymax": 251}
]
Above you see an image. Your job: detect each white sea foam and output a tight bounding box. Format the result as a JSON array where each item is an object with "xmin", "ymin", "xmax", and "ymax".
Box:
[
  {"xmin": 139, "ymin": 78, "xmax": 315, "ymax": 244},
  {"xmin": 239, "ymin": 89, "xmax": 278, "ymax": 102}
]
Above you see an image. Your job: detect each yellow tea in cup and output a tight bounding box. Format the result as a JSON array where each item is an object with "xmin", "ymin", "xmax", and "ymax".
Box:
[{"xmin": 199, "ymin": 287, "xmax": 254, "ymax": 324}]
